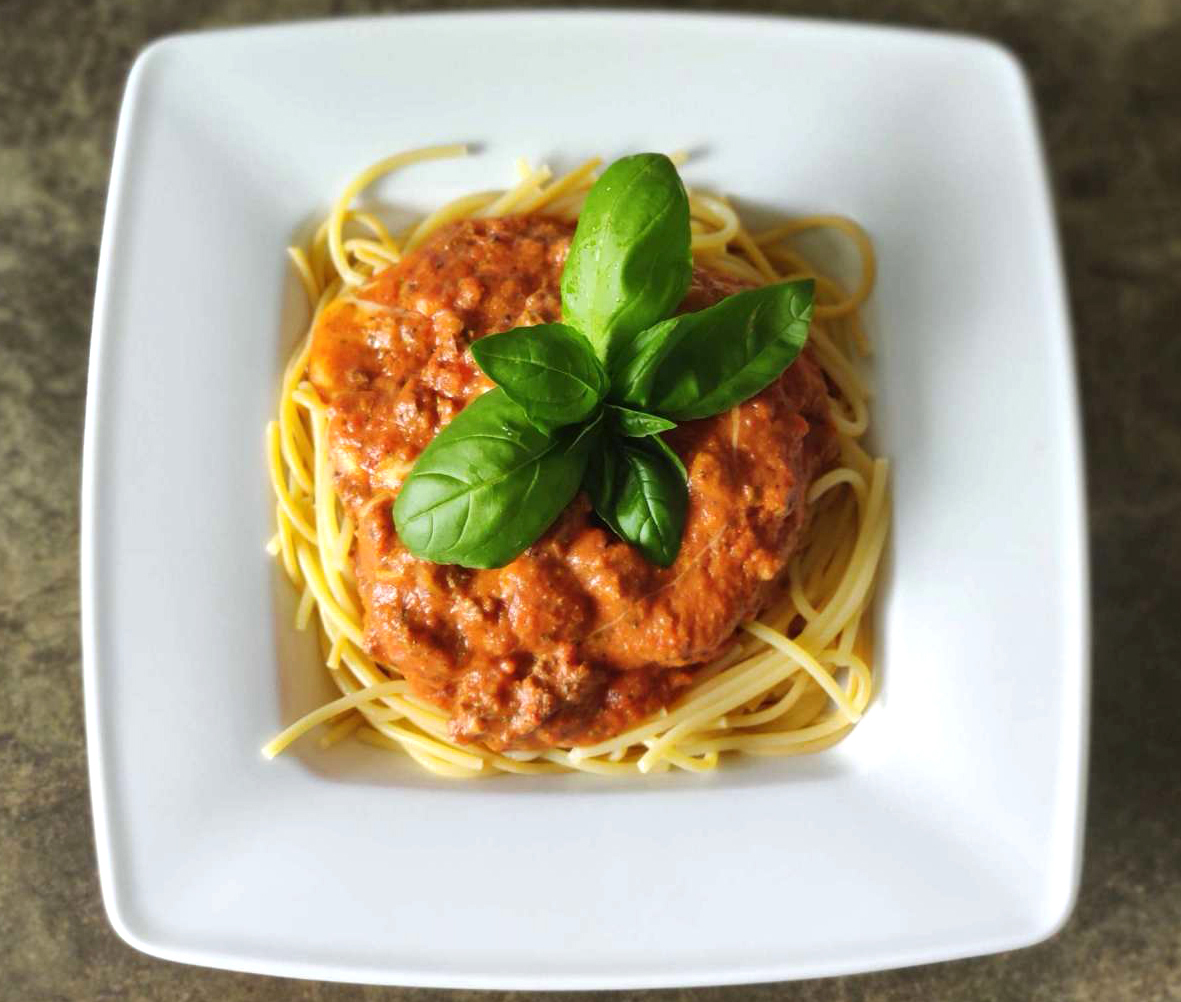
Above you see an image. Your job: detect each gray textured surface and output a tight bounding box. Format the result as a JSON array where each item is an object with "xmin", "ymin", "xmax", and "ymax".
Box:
[{"xmin": 1, "ymin": 1, "xmax": 1179, "ymax": 1000}]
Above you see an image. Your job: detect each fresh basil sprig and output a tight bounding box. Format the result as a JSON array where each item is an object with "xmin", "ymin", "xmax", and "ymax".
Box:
[{"xmin": 393, "ymin": 153, "xmax": 815, "ymax": 569}]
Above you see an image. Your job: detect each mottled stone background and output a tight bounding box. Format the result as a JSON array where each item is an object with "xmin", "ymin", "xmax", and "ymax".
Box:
[{"xmin": 1, "ymin": 0, "xmax": 1178, "ymax": 1000}]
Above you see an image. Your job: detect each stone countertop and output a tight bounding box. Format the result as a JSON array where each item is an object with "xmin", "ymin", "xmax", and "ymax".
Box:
[{"xmin": 2, "ymin": 1, "xmax": 1178, "ymax": 1000}]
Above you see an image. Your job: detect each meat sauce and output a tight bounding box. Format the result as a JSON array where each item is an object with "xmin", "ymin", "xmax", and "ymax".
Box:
[{"xmin": 308, "ymin": 216, "xmax": 835, "ymax": 750}]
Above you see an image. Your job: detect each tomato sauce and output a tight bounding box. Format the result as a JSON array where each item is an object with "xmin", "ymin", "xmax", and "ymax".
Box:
[{"xmin": 308, "ymin": 216, "xmax": 834, "ymax": 750}]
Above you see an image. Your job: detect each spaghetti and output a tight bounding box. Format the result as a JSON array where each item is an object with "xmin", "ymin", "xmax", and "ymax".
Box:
[{"xmin": 264, "ymin": 144, "xmax": 890, "ymax": 777}]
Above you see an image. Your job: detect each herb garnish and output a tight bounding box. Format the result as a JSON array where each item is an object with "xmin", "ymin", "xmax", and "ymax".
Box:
[{"xmin": 393, "ymin": 153, "xmax": 814, "ymax": 569}]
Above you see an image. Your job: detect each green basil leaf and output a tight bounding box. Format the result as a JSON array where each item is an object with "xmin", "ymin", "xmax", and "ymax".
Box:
[
  {"xmin": 568, "ymin": 408, "xmax": 607, "ymax": 454},
  {"xmin": 583, "ymin": 436, "xmax": 618, "ymax": 532},
  {"xmin": 470, "ymin": 324, "xmax": 608, "ymax": 432},
  {"xmin": 604, "ymin": 319, "xmax": 681, "ymax": 408},
  {"xmin": 647, "ymin": 431, "xmax": 688, "ymax": 482},
  {"xmin": 560, "ymin": 153, "xmax": 692, "ymax": 368},
  {"xmin": 612, "ymin": 279, "xmax": 814, "ymax": 421},
  {"xmin": 393, "ymin": 388, "xmax": 590, "ymax": 569},
  {"xmin": 604, "ymin": 403, "xmax": 676, "ymax": 438},
  {"xmin": 587, "ymin": 437, "xmax": 687, "ymax": 567}
]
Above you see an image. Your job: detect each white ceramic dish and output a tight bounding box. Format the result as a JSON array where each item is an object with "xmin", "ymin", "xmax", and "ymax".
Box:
[{"xmin": 82, "ymin": 12, "xmax": 1088, "ymax": 989}]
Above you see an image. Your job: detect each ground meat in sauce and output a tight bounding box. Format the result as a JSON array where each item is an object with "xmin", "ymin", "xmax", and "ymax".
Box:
[{"xmin": 307, "ymin": 215, "xmax": 836, "ymax": 751}]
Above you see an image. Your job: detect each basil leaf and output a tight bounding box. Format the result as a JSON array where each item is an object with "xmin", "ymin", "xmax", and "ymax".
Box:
[
  {"xmin": 583, "ymin": 437, "xmax": 618, "ymax": 532},
  {"xmin": 612, "ymin": 279, "xmax": 814, "ymax": 421},
  {"xmin": 604, "ymin": 403, "xmax": 676, "ymax": 438},
  {"xmin": 568, "ymin": 407, "xmax": 607, "ymax": 454},
  {"xmin": 647, "ymin": 431, "xmax": 688, "ymax": 482},
  {"xmin": 587, "ymin": 437, "xmax": 687, "ymax": 567},
  {"xmin": 393, "ymin": 388, "xmax": 590, "ymax": 569},
  {"xmin": 470, "ymin": 324, "xmax": 608, "ymax": 432},
  {"xmin": 560, "ymin": 153, "xmax": 692, "ymax": 368}
]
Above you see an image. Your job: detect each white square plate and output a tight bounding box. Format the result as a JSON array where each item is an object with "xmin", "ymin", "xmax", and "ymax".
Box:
[{"xmin": 82, "ymin": 12, "xmax": 1088, "ymax": 988}]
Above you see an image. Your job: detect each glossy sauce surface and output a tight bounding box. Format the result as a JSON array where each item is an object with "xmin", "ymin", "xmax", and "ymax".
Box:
[{"xmin": 308, "ymin": 216, "xmax": 834, "ymax": 749}]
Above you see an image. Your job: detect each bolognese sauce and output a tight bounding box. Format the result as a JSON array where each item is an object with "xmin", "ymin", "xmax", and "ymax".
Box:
[{"xmin": 308, "ymin": 216, "xmax": 835, "ymax": 750}]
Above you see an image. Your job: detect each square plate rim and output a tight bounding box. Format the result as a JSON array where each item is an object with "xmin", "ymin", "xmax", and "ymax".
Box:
[{"xmin": 80, "ymin": 9, "xmax": 1091, "ymax": 989}]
